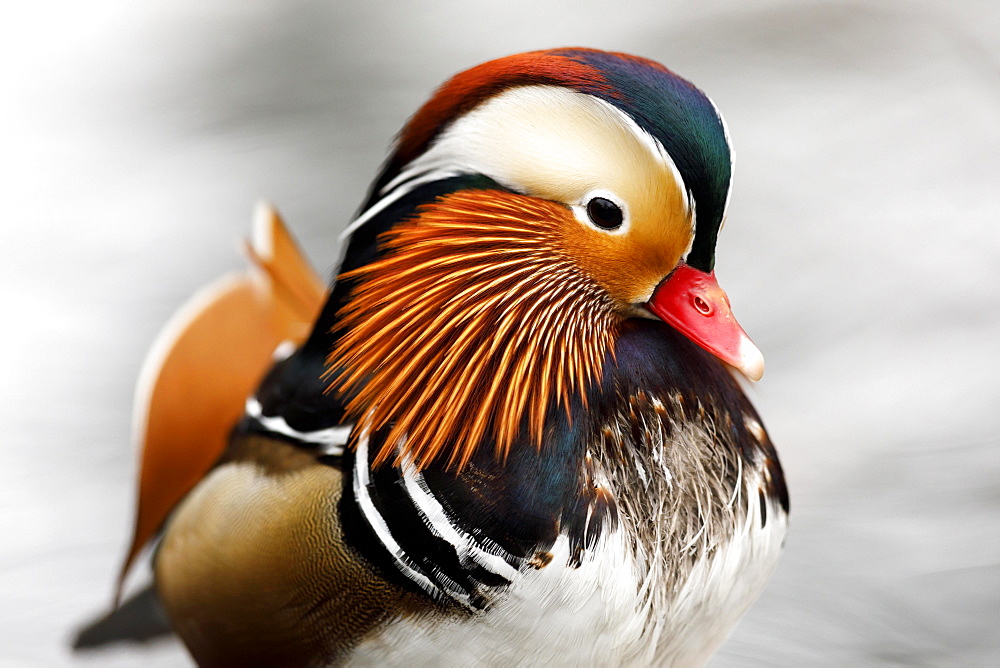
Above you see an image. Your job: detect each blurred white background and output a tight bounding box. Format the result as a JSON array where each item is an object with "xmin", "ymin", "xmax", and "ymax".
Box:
[{"xmin": 2, "ymin": 1, "xmax": 998, "ymax": 664}]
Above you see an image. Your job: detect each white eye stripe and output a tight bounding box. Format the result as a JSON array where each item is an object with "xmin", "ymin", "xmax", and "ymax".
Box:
[
  {"xmin": 340, "ymin": 86, "xmax": 695, "ymax": 246},
  {"xmin": 586, "ymin": 97, "xmax": 691, "ymax": 217}
]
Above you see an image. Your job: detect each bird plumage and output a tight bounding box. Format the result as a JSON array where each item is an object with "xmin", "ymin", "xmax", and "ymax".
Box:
[
  {"xmin": 116, "ymin": 205, "xmax": 327, "ymax": 598},
  {"xmin": 90, "ymin": 48, "xmax": 788, "ymax": 666},
  {"xmin": 330, "ymin": 190, "xmax": 617, "ymax": 469}
]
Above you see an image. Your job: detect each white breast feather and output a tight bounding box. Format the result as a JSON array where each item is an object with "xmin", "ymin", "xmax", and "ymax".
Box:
[{"xmin": 347, "ymin": 470, "xmax": 785, "ymax": 667}]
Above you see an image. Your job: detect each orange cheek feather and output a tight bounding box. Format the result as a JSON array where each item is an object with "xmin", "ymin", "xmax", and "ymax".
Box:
[
  {"xmin": 559, "ymin": 189, "xmax": 691, "ymax": 306},
  {"xmin": 561, "ymin": 222, "xmax": 687, "ymax": 307},
  {"xmin": 328, "ymin": 190, "xmax": 616, "ymax": 471}
]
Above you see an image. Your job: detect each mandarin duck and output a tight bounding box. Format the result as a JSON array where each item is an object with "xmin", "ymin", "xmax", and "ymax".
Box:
[{"xmin": 92, "ymin": 48, "xmax": 788, "ymax": 666}]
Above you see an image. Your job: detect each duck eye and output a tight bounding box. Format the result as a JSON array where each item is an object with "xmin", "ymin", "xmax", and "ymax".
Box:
[{"xmin": 586, "ymin": 197, "xmax": 623, "ymax": 230}]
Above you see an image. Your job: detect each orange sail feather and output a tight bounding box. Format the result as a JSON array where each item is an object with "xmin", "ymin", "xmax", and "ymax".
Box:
[{"xmin": 116, "ymin": 204, "xmax": 326, "ymax": 600}]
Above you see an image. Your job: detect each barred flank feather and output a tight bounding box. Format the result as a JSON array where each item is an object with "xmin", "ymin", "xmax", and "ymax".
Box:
[{"xmin": 328, "ymin": 190, "xmax": 616, "ymax": 470}]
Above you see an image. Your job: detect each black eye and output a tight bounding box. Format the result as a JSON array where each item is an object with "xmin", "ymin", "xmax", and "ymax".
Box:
[{"xmin": 586, "ymin": 197, "xmax": 623, "ymax": 230}]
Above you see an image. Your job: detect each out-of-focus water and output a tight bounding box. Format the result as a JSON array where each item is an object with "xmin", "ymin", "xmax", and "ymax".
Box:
[{"xmin": 3, "ymin": 1, "xmax": 998, "ymax": 664}]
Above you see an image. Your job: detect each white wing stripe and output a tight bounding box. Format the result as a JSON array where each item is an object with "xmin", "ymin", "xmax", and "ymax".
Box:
[
  {"xmin": 400, "ymin": 455, "xmax": 520, "ymax": 581},
  {"xmin": 245, "ymin": 397, "xmax": 350, "ymax": 455},
  {"xmin": 352, "ymin": 429, "xmax": 480, "ymax": 609}
]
